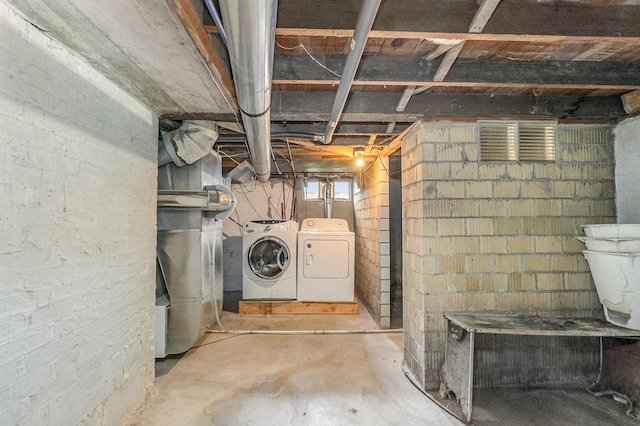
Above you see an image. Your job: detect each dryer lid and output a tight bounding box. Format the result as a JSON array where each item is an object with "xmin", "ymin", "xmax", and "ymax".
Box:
[{"xmin": 247, "ymin": 236, "xmax": 291, "ymax": 279}]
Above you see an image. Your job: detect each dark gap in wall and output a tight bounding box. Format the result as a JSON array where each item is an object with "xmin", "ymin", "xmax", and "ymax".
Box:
[{"xmin": 389, "ymin": 150, "xmax": 403, "ymax": 329}]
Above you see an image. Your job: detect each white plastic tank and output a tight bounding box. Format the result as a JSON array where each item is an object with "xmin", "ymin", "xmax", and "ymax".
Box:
[
  {"xmin": 580, "ymin": 224, "xmax": 640, "ymax": 330},
  {"xmin": 583, "ymin": 251, "xmax": 640, "ymax": 330}
]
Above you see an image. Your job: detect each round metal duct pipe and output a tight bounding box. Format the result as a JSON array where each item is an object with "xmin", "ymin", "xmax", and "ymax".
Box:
[{"xmin": 218, "ymin": 0, "xmax": 278, "ymax": 182}]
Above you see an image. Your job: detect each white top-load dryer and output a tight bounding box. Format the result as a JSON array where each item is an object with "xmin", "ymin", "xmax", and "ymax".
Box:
[
  {"xmin": 297, "ymin": 218, "xmax": 355, "ymax": 302},
  {"xmin": 243, "ymin": 220, "xmax": 298, "ymax": 300}
]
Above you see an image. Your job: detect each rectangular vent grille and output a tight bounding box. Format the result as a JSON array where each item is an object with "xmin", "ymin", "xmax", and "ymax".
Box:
[{"xmin": 479, "ymin": 121, "xmax": 556, "ymax": 161}]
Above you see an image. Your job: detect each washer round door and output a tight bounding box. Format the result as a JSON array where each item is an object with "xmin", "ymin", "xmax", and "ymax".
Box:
[{"xmin": 247, "ymin": 236, "xmax": 291, "ymax": 279}]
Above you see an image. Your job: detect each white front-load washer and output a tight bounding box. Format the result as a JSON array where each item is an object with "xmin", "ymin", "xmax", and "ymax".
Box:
[
  {"xmin": 297, "ymin": 218, "xmax": 355, "ymax": 302},
  {"xmin": 242, "ymin": 220, "xmax": 298, "ymax": 300}
]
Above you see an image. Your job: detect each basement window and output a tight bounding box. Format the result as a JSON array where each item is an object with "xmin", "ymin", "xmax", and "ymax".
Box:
[
  {"xmin": 303, "ymin": 178, "xmax": 352, "ymax": 201},
  {"xmin": 479, "ymin": 121, "xmax": 557, "ymax": 161}
]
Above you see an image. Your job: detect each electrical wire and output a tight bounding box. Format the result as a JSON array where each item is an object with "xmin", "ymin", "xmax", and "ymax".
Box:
[
  {"xmin": 260, "ymin": 181, "xmax": 284, "ymax": 220},
  {"xmin": 275, "ymin": 41, "xmax": 342, "ymax": 78},
  {"xmin": 376, "ymin": 148, "xmax": 391, "ymax": 178},
  {"xmin": 192, "ymin": 334, "xmax": 243, "ymax": 349}
]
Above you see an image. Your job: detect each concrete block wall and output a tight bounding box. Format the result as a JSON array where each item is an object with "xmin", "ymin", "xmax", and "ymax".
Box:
[
  {"xmin": 402, "ymin": 121, "xmax": 615, "ymax": 389},
  {"xmin": 354, "ymin": 158, "xmax": 392, "ymax": 328},
  {"xmin": 614, "ymin": 116, "xmax": 640, "ymax": 223},
  {"xmin": 0, "ymin": 3, "xmax": 158, "ymax": 424}
]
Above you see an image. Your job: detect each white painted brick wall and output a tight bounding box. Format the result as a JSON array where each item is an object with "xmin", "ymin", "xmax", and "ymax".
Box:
[
  {"xmin": 0, "ymin": 3, "xmax": 157, "ymax": 424},
  {"xmin": 614, "ymin": 117, "xmax": 640, "ymax": 223}
]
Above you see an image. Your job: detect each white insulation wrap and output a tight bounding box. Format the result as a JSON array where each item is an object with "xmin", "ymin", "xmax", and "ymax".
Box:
[{"xmin": 159, "ymin": 120, "xmax": 218, "ymax": 167}]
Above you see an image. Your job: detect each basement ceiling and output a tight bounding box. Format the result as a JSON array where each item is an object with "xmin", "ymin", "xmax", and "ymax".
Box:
[{"xmin": 8, "ymin": 0, "xmax": 640, "ymax": 174}]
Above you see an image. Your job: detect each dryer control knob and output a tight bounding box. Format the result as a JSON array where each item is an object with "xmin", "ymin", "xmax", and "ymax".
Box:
[
  {"xmin": 307, "ymin": 220, "xmax": 314, "ymax": 227},
  {"xmin": 307, "ymin": 243, "xmax": 312, "ymax": 248}
]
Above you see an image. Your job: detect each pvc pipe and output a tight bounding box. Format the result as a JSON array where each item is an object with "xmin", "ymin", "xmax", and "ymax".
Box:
[
  {"xmin": 206, "ymin": 328, "xmax": 403, "ymax": 335},
  {"xmin": 323, "ymin": 0, "xmax": 381, "ymax": 144},
  {"xmin": 203, "ymin": 0, "xmax": 228, "ymax": 47}
]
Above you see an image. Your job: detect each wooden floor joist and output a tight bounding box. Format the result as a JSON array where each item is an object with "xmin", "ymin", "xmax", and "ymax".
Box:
[{"xmin": 239, "ymin": 300, "xmax": 359, "ymax": 315}]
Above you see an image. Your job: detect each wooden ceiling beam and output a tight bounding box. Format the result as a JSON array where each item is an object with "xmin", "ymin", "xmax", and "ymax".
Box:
[
  {"xmin": 271, "ymin": 91, "xmax": 626, "ymax": 122},
  {"xmin": 206, "ymin": 26, "xmax": 640, "ymax": 45},
  {"xmin": 273, "ymin": 55, "xmax": 640, "ymax": 90},
  {"xmin": 274, "ymin": 0, "xmax": 640, "ymax": 38},
  {"xmin": 169, "ymin": 0, "xmax": 237, "ymax": 108}
]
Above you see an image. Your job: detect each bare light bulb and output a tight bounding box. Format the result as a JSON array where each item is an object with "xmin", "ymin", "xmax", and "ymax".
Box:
[{"xmin": 356, "ymin": 157, "xmax": 364, "ymax": 167}]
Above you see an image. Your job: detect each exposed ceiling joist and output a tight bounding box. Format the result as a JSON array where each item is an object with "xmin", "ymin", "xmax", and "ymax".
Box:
[
  {"xmin": 169, "ymin": 0, "xmax": 237, "ymax": 108},
  {"xmin": 274, "ymin": 0, "xmax": 640, "ymax": 38},
  {"xmin": 270, "ymin": 92, "xmax": 626, "ymax": 122},
  {"xmin": 166, "ymin": 91, "xmax": 626, "ymax": 123},
  {"xmin": 273, "ymin": 55, "xmax": 640, "ymax": 90},
  {"xmin": 392, "ymin": 0, "xmax": 501, "ymax": 127}
]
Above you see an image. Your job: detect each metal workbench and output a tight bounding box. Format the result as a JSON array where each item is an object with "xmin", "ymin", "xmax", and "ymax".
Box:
[{"xmin": 439, "ymin": 313, "xmax": 640, "ymax": 423}]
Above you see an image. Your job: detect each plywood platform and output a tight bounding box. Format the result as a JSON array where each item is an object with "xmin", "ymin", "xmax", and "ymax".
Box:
[{"xmin": 239, "ymin": 300, "xmax": 358, "ymax": 315}]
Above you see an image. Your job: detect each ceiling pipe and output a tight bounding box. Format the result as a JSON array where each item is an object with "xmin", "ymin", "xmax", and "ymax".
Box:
[
  {"xmin": 322, "ymin": 0, "xmax": 381, "ymax": 145},
  {"xmin": 218, "ymin": 0, "xmax": 277, "ymax": 182}
]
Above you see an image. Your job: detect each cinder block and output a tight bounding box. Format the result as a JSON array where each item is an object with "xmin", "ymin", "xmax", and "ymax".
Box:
[
  {"xmin": 534, "ymin": 163, "xmax": 560, "ymax": 180},
  {"xmin": 483, "ymin": 274, "xmax": 509, "ymax": 292},
  {"xmin": 480, "ymin": 237, "xmax": 508, "ymax": 254},
  {"xmin": 551, "ymin": 254, "xmax": 579, "ymax": 272},
  {"xmin": 535, "ymin": 199, "xmax": 562, "ymax": 216},
  {"xmin": 441, "ymin": 293, "xmax": 467, "ymax": 311},
  {"xmin": 479, "ymin": 200, "xmax": 508, "ymax": 217},
  {"xmin": 453, "ymin": 275, "xmax": 481, "ymax": 292},
  {"xmin": 428, "ymin": 275, "xmax": 452, "ymax": 293},
  {"xmin": 521, "ymin": 254, "xmax": 551, "ymax": 272},
  {"xmin": 562, "ymin": 163, "xmax": 590, "ymax": 180},
  {"xmin": 436, "ymin": 144, "xmax": 464, "ymax": 162},
  {"xmin": 437, "ymin": 181, "xmax": 465, "ymax": 199},
  {"xmin": 478, "ymin": 164, "xmax": 507, "ymax": 180},
  {"xmin": 451, "ymin": 163, "xmax": 479, "ymax": 180},
  {"xmin": 464, "ymin": 144, "xmax": 479, "ymax": 161},
  {"xmin": 495, "ymin": 218, "xmax": 522, "ymax": 235},
  {"xmin": 466, "ymin": 255, "xmax": 494, "ymax": 273},
  {"xmin": 451, "ymin": 237, "xmax": 480, "ymax": 254},
  {"xmin": 449, "ymin": 125, "xmax": 476, "ymax": 142},
  {"xmin": 422, "ymin": 126, "xmax": 449, "ymax": 143},
  {"xmin": 509, "ymin": 200, "xmax": 536, "ymax": 216},
  {"xmin": 507, "ymin": 164, "xmax": 535, "ymax": 180},
  {"xmin": 563, "ymin": 200, "xmax": 590, "ymax": 217},
  {"xmin": 494, "ymin": 181, "xmax": 520, "ymax": 198},
  {"xmin": 549, "ymin": 218, "xmax": 579, "ymax": 235},
  {"xmin": 467, "ymin": 218, "xmax": 495, "ymax": 236},
  {"xmin": 521, "ymin": 182, "xmax": 549, "ymax": 199},
  {"xmin": 437, "ymin": 218, "xmax": 465, "ymax": 236},
  {"xmin": 496, "ymin": 292, "xmax": 525, "ymax": 310},
  {"xmin": 451, "ymin": 200, "xmax": 479, "ymax": 217},
  {"xmin": 522, "ymin": 218, "xmax": 548, "ymax": 235},
  {"xmin": 465, "ymin": 181, "xmax": 493, "ymax": 198},
  {"xmin": 537, "ymin": 273, "xmax": 564, "ymax": 291},
  {"xmin": 467, "ymin": 292, "xmax": 496, "ymax": 310},
  {"xmin": 535, "ymin": 236, "xmax": 563, "ymax": 253},
  {"xmin": 508, "ymin": 273, "xmax": 536, "ymax": 291},
  {"xmin": 439, "ymin": 256, "xmax": 465, "ymax": 274},
  {"xmin": 495, "ymin": 255, "xmax": 520, "ymax": 273},
  {"xmin": 424, "ymin": 200, "xmax": 452, "ymax": 217}
]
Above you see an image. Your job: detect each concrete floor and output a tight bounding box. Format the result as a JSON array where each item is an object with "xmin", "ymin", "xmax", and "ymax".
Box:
[{"xmin": 133, "ymin": 302, "xmax": 636, "ymax": 426}]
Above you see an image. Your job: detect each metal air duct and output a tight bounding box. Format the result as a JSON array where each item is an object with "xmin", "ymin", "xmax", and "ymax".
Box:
[{"xmin": 218, "ymin": 0, "xmax": 278, "ymax": 182}]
